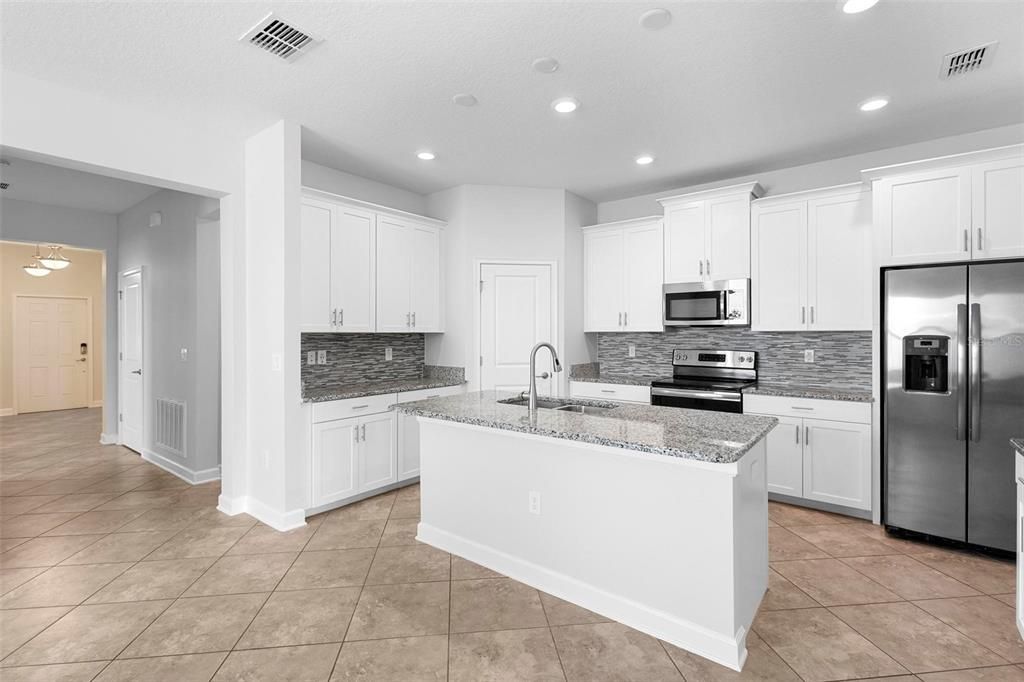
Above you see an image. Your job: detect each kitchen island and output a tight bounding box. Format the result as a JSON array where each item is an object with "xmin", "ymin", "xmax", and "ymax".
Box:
[{"xmin": 397, "ymin": 391, "xmax": 777, "ymax": 671}]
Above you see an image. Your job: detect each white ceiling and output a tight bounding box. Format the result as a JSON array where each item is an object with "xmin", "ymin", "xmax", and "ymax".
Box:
[
  {"xmin": 2, "ymin": 2, "xmax": 1022, "ymax": 203},
  {"xmin": 0, "ymin": 155, "xmax": 160, "ymax": 214}
]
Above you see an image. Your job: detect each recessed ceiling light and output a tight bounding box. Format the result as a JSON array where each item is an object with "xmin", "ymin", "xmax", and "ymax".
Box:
[
  {"xmin": 532, "ymin": 57, "xmax": 560, "ymax": 74},
  {"xmin": 639, "ymin": 8, "xmax": 673, "ymax": 30},
  {"xmin": 859, "ymin": 97, "xmax": 889, "ymax": 112},
  {"xmin": 841, "ymin": 0, "xmax": 879, "ymax": 14},
  {"xmin": 552, "ymin": 97, "xmax": 579, "ymax": 114},
  {"xmin": 452, "ymin": 93, "xmax": 478, "ymax": 107},
  {"xmin": 417, "ymin": 151, "xmax": 436, "ymax": 161},
  {"xmin": 635, "ymin": 155, "xmax": 655, "ymax": 166}
]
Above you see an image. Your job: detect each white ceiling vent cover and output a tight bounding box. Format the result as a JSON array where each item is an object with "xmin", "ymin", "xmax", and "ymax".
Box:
[
  {"xmin": 240, "ymin": 13, "xmax": 321, "ymax": 62},
  {"xmin": 940, "ymin": 42, "xmax": 997, "ymax": 79}
]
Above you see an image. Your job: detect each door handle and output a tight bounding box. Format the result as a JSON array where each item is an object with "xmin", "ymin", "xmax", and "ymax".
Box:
[
  {"xmin": 706, "ymin": 259, "xmax": 710, "ymax": 276},
  {"xmin": 339, "ymin": 308, "xmax": 344, "ymax": 326},
  {"xmin": 977, "ymin": 228, "xmax": 983, "ymax": 252},
  {"xmin": 810, "ymin": 306, "xmax": 815, "ymax": 324},
  {"xmin": 618, "ymin": 312, "xmax": 622, "ymax": 326},
  {"xmin": 406, "ymin": 312, "xmax": 411, "ymax": 327},
  {"xmin": 801, "ymin": 306, "xmax": 806, "ymax": 324},
  {"xmin": 77, "ymin": 358, "xmax": 87, "ymax": 363},
  {"xmin": 963, "ymin": 229, "xmax": 969, "ymax": 252},
  {"xmin": 412, "ymin": 312, "xmax": 416, "ymax": 328},
  {"xmin": 332, "ymin": 308, "xmax": 337, "ymax": 326},
  {"xmin": 535, "ymin": 372, "xmax": 551, "ymax": 380},
  {"xmin": 969, "ymin": 303, "xmax": 981, "ymax": 442},
  {"xmin": 805, "ymin": 426, "xmax": 809, "ymax": 444},
  {"xmin": 131, "ymin": 369, "xmax": 142, "ymax": 375},
  {"xmin": 795, "ymin": 425, "xmax": 800, "ymax": 444},
  {"xmin": 361, "ymin": 424, "xmax": 366, "ymax": 442},
  {"xmin": 623, "ymin": 311, "xmax": 628, "ymax": 327},
  {"xmin": 699, "ymin": 260, "xmax": 703, "ymax": 277},
  {"xmin": 956, "ymin": 303, "xmax": 968, "ymax": 441}
]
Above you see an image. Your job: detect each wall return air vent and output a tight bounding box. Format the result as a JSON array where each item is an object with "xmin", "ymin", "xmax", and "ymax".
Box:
[
  {"xmin": 240, "ymin": 13, "xmax": 321, "ymax": 62},
  {"xmin": 940, "ymin": 42, "xmax": 997, "ymax": 79}
]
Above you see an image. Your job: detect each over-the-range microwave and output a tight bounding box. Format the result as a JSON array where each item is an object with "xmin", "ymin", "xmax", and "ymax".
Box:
[{"xmin": 663, "ymin": 278, "xmax": 750, "ymax": 327}]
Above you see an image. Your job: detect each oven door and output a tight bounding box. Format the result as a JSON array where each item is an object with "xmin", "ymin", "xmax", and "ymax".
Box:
[
  {"xmin": 663, "ymin": 279, "xmax": 749, "ymax": 326},
  {"xmin": 650, "ymin": 386, "xmax": 744, "ymax": 413}
]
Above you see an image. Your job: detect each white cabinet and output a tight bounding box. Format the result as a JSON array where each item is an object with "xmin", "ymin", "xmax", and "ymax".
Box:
[
  {"xmin": 300, "ymin": 199, "xmax": 335, "ymax": 332},
  {"xmin": 1016, "ymin": 450, "xmax": 1024, "ymax": 639},
  {"xmin": 310, "ymin": 419, "xmax": 359, "ymax": 507},
  {"xmin": 867, "ymin": 146, "xmax": 1024, "ymax": 265},
  {"xmin": 752, "ymin": 185, "xmax": 872, "ymax": 332},
  {"xmin": 357, "ymin": 412, "xmax": 397, "ymax": 492},
  {"xmin": 765, "ymin": 416, "xmax": 803, "ymax": 497},
  {"xmin": 659, "ymin": 183, "xmax": 763, "ymax": 283},
  {"xmin": 583, "ymin": 217, "xmax": 663, "ymax": 332},
  {"xmin": 376, "ymin": 216, "xmax": 443, "ymax": 333},
  {"xmin": 569, "ymin": 381, "xmax": 651, "ymax": 404},
  {"xmin": 396, "ymin": 384, "xmax": 466, "ymax": 480}
]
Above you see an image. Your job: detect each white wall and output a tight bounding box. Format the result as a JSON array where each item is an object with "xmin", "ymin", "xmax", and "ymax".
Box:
[
  {"xmin": 0, "ymin": 198, "xmax": 119, "ymax": 434},
  {"xmin": 598, "ymin": 123, "xmax": 1024, "ymax": 222},
  {"xmin": 563, "ymin": 192, "xmax": 598, "ymax": 376},
  {"xmin": 301, "ymin": 160, "xmax": 430, "ymax": 216}
]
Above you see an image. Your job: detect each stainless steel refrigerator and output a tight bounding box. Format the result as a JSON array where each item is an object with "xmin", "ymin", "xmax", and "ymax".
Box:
[{"xmin": 884, "ymin": 260, "xmax": 1024, "ymax": 552}]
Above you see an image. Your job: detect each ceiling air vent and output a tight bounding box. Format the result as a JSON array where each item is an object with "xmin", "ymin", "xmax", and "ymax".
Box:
[
  {"xmin": 940, "ymin": 42, "xmax": 997, "ymax": 79},
  {"xmin": 0, "ymin": 182, "xmax": 9, "ymax": 190},
  {"xmin": 240, "ymin": 13, "xmax": 320, "ymax": 62}
]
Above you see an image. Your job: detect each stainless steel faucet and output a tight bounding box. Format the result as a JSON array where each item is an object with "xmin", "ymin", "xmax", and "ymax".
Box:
[{"xmin": 528, "ymin": 342, "xmax": 563, "ymax": 413}]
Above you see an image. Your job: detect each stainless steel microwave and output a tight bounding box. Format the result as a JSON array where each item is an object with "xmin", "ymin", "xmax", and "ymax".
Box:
[{"xmin": 663, "ymin": 279, "xmax": 750, "ymax": 327}]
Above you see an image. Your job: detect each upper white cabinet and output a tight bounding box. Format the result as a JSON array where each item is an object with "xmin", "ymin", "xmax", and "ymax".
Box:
[
  {"xmin": 300, "ymin": 189, "xmax": 444, "ymax": 333},
  {"xmin": 752, "ymin": 185, "xmax": 872, "ymax": 332},
  {"xmin": 866, "ymin": 145, "xmax": 1024, "ymax": 265},
  {"xmin": 583, "ymin": 217, "xmax": 664, "ymax": 332},
  {"xmin": 658, "ymin": 183, "xmax": 764, "ymax": 283}
]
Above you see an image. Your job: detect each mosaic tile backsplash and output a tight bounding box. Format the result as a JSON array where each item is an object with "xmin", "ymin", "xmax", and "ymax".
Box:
[
  {"xmin": 597, "ymin": 329, "xmax": 872, "ymax": 389},
  {"xmin": 301, "ymin": 333, "xmax": 425, "ymax": 391}
]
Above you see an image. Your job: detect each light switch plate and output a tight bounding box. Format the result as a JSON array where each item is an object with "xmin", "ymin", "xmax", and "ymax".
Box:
[
  {"xmin": 804, "ymin": 349, "xmax": 815, "ymax": 363},
  {"xmin": 316, "ymin": 350, "xmax": 327, "ymax": 365},
  {"xmin": 528, "ymin": 491, "xmax": 541, "ymax": 515},
  {"xmin": 307, "ymin": 351, "xmax": 316, "ymax": 366},
  {"xmin": 628, "ymin": 343, "xmax": 636, "ymax": 358},
  {"xmin": 385, "ymin": 347, "xmax": 393, "ymax": 361}
]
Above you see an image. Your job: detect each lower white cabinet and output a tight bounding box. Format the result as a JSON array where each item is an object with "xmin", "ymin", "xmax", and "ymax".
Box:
[
  {"xmin": 357, "ymin": 412, "xmax": 398, "ymax": 492},
  {"xmin": 764, "ymin": 416, "xmax": 803, "ymax": 497},
  {"xmin": 396, "ymin": 384, "xmax": 467, "ymax": 481},
  {"xmin": 569, "ymin": 381, "xmax": 651, "ymax": 404}
]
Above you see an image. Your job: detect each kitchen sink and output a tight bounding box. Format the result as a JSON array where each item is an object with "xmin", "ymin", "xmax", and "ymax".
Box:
[
  {"xmin": 497, "ymin": 396, "xmax": 617, "ymax": 415},
  {"xmin": 552, "ymin": 404, "xmax": 617, "ymax": 415}
]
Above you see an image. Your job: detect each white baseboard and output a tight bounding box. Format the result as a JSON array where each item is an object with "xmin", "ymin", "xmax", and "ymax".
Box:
[
  {"xmin": 0, "ymin": 408, "xmax": 15, "ymax": 417},
  {"xmin": 216, "ymin": 494, "xmax": 306, "ymax": 532},
  {"xmin": 99, "ymin": 432, "xmax": 119, "ymax": 445},
  {"xmin": 142, "ymin": 449, "xmax": 221, "ymax": 485},
  {"xmin": 90, "ymin": 400, "xmax": 103, "ymax": 408},
  {"xmin": 417, "ymin": 522, "xmax": 748, "ymax": 672},
  {"xmin": 217, "ymin": 494, "xmax": 247, "ymax": 516}
]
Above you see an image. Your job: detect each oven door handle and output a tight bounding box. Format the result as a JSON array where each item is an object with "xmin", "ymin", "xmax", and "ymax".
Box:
[{"xmin": 651, "ymin": 387, "xmax": 742, "ymax": 402}]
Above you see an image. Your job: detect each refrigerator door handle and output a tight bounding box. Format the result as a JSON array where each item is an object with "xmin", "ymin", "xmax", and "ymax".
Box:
[
  {"xmin": 956, "ymin": 303, "xmax": 968, "ymax": 441},
  {"xmin": 969, "ymin": 303, "xmax": 981, "ymax": 442}
]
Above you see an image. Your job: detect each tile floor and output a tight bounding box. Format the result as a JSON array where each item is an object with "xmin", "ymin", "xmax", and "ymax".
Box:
[{"xmin": 0, "ymin": 408, "xmax": 1021, "ymax": 681}]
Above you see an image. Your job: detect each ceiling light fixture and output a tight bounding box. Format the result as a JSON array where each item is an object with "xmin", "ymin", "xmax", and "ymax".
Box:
[
  {"xmin": 635, "ymin": 155, "xmax": 655, "ymax": 166},
  {"xmin": 38, "ymin": 245, "xmax": 72, "ymax": 270},
  {"xmin": 23, "ymin": 244, "xmax": 52, "ymax": 277},
  {"xmin": 841, "ymin": 0, "xmax": 879, "ymax": 14},
  {"xmin": 452, "ymin": 93, "xmax": 478, "ymax": 107},
  {"xmin": 639, "ymin": 8, "xmax": 673, "ymax": 30},
  {"xmin": 417, "ymin": 151, "xmax": 436, "ymax": 161},
  {"xmin": 859, "ymin": 96, "xmax": 889, "ymax": 112},
  {"xmin": 532, "ymin": 57, "xmax": 560, "ymax": 74},
  {"xmin": 552, "ymin": 97, "xmax": 579, "ymax": 114}
]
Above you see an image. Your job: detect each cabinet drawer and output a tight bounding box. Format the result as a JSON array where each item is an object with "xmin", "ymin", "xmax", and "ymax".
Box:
[
  {"xmin": 744, "ymin": 394, "xmax": 870, "ymax": 424},
  {"xmin": 570, "ymin": 381, "xmax": 650, "ymax": 404},
  {"xmin": 312, "ymin": 393, "xmax": 397, "ymax": 423},
  {"xmin": 397, "ymin": 384, "xmax": 466, "ymax": 403}
]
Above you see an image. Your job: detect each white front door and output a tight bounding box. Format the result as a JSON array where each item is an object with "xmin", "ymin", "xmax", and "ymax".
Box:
[
  {"xmin": 119, "ymin": 270, "xmax": 144, "ymax": 453},
  {"xmin": 479, "ymin": 263, "xmax": 555, "ymax": 395},
  {"xmin": 15, "ymin": 296, "xmax": 90, "ymax": 413}
]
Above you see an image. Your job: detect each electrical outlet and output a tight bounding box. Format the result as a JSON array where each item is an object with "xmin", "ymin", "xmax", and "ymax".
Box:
[
  {"xmin": 271, "ymin": 353, "xmax": 282, "ymax": 371},
  {"xmin": 307, "ymin": 351, "xmax": 316, "ymax": 366},
  {"xmin": 804, "ymin": 349, "xmax": 815, "ymax": 363},
  {"xmin": 385, "ymin": 347, "xmax": 393, "ymax": 361},
  {"xmin": 628, "ymin": 343, "xmax": 636, "ymax": 358},
  {"xmin": 316, "ymin": 350, "xmax": 327, "ymax": 365},
  {"xmin": 528, "ymin": 491, "xmax": 541, "ymax": 515}
]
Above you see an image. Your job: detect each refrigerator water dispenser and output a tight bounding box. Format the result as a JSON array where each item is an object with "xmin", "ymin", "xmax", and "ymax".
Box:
[{"xmin": 902, "ymin": 335, "xmax": 949, "ymax": 393}]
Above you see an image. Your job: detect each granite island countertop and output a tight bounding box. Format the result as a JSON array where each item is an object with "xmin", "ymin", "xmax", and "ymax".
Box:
[
  {"xmin": 743, "ymin": 383, "xmax": 874, "ymax": 403},
  {"xmin": 396, "ymin": 390, "xmax": 777, "ymax": 464},
  {"xmin": 1013, "ymin": 438, "xmax": 1024, "ymax": 455},
  {"xmin": 303, "ymin": 377, "xmax": 466, "ymax": 403}
]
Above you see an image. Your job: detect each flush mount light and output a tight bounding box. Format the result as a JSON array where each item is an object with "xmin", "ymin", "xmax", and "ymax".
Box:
[
  {"xmin": 859, "ymin": 96, "xmax": 889, "ymax": 112},
  {"xmin": 532, "ymin": 57, "xmax": 560, "ymax": 74},
  {"xmin": 635, "ymin": 155, "xmax": 655, "ymax": 166},
  {"xmin": 452, "ymin": 93, "xmax": 478, "ymax": 107},
  {"xmin": 639, "ymin": 8, "xmax": 673, "ymax": 30},
  {"xmin": 37, "ymin": 245, "xmax": 71, "ymax": 270},
  {"xmin": 23, "ymin": 244, "xmax": 52, "ymax": 277},
  {"xmin": 417, "ymin": 151, "xmax": 436, "ymax": 161},
  {"xmin": 841, "ymin": 0, "xmax": 879, "ymax": 14},
  {"xmin": 551, "ymin": 97, "xmax": 579, "ymax": 114}
]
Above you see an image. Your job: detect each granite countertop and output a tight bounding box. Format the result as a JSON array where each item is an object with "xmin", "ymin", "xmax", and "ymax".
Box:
[
  {"xmin": 743, "ymin": 383, "xmax": 874, "ymax": 403},
  {"xmin": 1012, "ymin": 438, "xmax": 1024, "ymax": 455},
  {"xmin": 569, "ymin": 374, "xmax": 659, "ymax": 387},
  {"xmin": 395, "ymin": 390, "xmax": 777, "ymax": 464},
  {"xmin": 303, "ymin": 377, "xmax": 466, "ymax": 403}
]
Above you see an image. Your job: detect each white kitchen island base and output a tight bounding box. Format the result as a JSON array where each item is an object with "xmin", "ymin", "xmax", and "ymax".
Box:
[{"xmin": 415, "ymin": 418, "xmax": 768, "ymax": 671}]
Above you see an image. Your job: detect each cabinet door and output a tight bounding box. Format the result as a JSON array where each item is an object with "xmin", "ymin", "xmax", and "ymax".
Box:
[
  {"xmin": 751, "ymin": 201, "xmax": 807, "ymax": 331},
  {"xmin": 623, "ymin": 222, "xmax": 664, "ymax": 331},
  {"xmin": 1017, "ymin": 477, "xmax": 1024, "ymax": 637},
  {"xmin": 973, "ymin": 158, "xmax": 1024, "ymax": 260},
  {"xmin": 763, "ymin": 416, "xmax": 804, "ymax": 497},
  {"xmin": 331, "ymin": 206, "xmax": 376, "ymax": 332},
  {"xmin": 358, "ymin": 412, "xmax": 397, "ymax": 492},
  {"xmin": 706, "ymin": 194, "xmax": 751, "ymax": 280},
  {"xmin": 663, "ymin": 202, "xmax": 706, "ymax": 282},
  {"xmin": 808, "ymin": 191, "xmax": 872, "ymax": 331},
  {"xmin": 802, "ymin": 419, "xmax": 871, "ymax": 510},
  {"xmin": 311, "ymin": 419, "xmax": 358, "ymax": 507},
  {"xmin": 409, "ymin": 225, "xmax": 442, "ymax": 332},
  {"xmin": 584, "ymin": 229, "xmax": 625, "ymax": 332},
  {"xmin": 300, "ymin": 200, "xmax": 333, "ymax": 332},
  {"xmin": 397, "ymin": 411, "xmax": 421, "ymax": 481},
  {"xmin": 375, "ymin": 217, "xmax": 413, "ymax": 332},
  {"xmin": 882, "ymin": 167, "xmax": 972, "ymax": 264}
]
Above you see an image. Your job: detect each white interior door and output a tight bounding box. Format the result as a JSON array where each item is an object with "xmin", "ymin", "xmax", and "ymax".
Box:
[
  {"xmin": 15, "ymin": 296, "xmax": 90, "ymax": 413},
  {"xmin": 119, "ymin": 270, "xmax": 144, "ymax": 453},
  {"xmin": 480, "ymin": 263, "xmax": 554, "ymax": 395}
]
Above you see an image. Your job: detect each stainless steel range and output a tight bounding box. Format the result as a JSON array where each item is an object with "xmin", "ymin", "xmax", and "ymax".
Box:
[{"xmin": 650, "ymin": 349, "xmax": 758, "ymax": 414}]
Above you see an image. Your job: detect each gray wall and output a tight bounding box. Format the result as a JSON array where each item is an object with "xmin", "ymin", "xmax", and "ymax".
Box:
[
  {"xmin": 301, "ymin": 160, "xmax": 431, "ymax": 216},
  {"xmin": 301, "ymin": 333, "xmax": 425, "ymax": 394}
]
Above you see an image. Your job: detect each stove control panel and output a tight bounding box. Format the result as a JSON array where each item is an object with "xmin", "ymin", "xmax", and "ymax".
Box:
[{"xmin": 673, "ymin": 349, "xmax": 757, "ymax": 369}]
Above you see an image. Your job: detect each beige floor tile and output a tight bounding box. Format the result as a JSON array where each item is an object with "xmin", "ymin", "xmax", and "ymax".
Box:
[
  {"xmin": 213, "ymin": 643, "xmax": 340, "ymax": 682},
  {"xmin": 42, "ymin": 509, "xmax": 146, "ymax": 536},
  {"xmin": 93, "ymin": 652, "xmax": 228, "ymax": 682},
  {"xmin": 144, "ymin": 524, "xmax": 250, "ymax": 560},
  {"xmin": 0, "ymin": 566, "xmax": 47, "ymax": 595},
  {"xmin": 13, "ymin": 479, "xmax": 101, "ymax": 496},
  {"xmin": 0, "ymin": 562, "xmax": 132, "ymax": 608},
  {"xmin": 450, "ymin": 627, "xmax": 565, "ymax": 681},
  {"xmin": 3, "ymin": 601, "xmax": 170, "ymax": 665},
  {"xmin": 115, "ymin": 507, "xmax": 207, "ymax": 532},
  {"xmin": 855, "ymin": 523, "xmax": 937, "ymax": 553},
  {"xmin": 366, "ymin": 544, "xmax": 450, "ymax": 584},
  {"xmin": 831, "ymin": 601, "xmax": 1008, "ymax": 673},
  {"xmin": 789, "ymin": 525, "xmax": 902, "ymax": 558},
  {"xmin": 389, "ymin": 499, "xmax": 421, "ymax": 519},
  {"xmin": 332, "ymin": 635, "xmax": 447, "ymax": 681},
  {"xmin": 60, "ymin": 529, "xmax": 178, "ymax": 565},
  {"xmin": 305, "ymin": 518, "xmax": 386, "ymax": 551},
  {"xmin": 551, "ymin": 622, "xmax": 682, "ymax": 681},
  {"xmin": 995, "ymin": 593, "xmax": 1016, "ymax": 606},
  {"xmin": 346, "ymin": 581, "xmax": 450, "ymax": 640},
  {"xmin": 754, "ymin": 607, "xmax": 907, "ymax": 682},
  {"xmin": 120, "ymin": 593, "xmax": 267, "ymax": 657},
  {"xmin": 760, "ymin": 569, "xmax": 819, "ymax": 611},
  {"xmin": 237, "ymin": 586, "xmax": 360, "ymax": 648},
  {"xmin": 395, "ymin": 484, "xmax": 420, "ymax": 501},
  {"xmin": 768, "ymin": 502, "xmax": 854, "ymax": 527},
  {"xmin": 277, "ymin": 548, "xmax": 374, "ymax": 590},
  {"xmin": 0, "ymin": 661, "xmax": 108, "ymax": 682},
  {"xmin": 0, "ymin": 480, "xmax": 53, "ymax": 495},
  {"xmin": 539, "ymin": 591, "xmax": 609, "ymax": 626},
  {"xmin": 915, "ymin": 595, "xmax": 1024, "ymax": 663},
  {"xmin": 919, "ymin": 666, "xmax": 1024, "ymax": 680},
  {"xmin": 184, "ymin": 551, "xmax": 296, "ymax": 596},
  {"xmin": 663, "ymin": 630, "xmax": 801, "ymax": 681},
  {"xmin": 329, "ymin": 493, "xmax": 395, "ymax": 521},
  {"xmin": 94, "ymin": 489, "xmax": 183, "ymax": 511},
  {"xmin": 1, "ymin": 512, "xmax": 83, "ymax": 538},
  {"xmin": 451, "ymin": 555, "xmax": 503, "ymax": 580},
  {"xmin": 450, "ymin": 578, "xmax": 547, "ymax": 633},
  {"xmin": 86, "ymin": 557, "xmax": 216, "ymax": 603},
  {"xmin": 379, "ymin": 517, "xmax": 419, "ymax": 546},
  {"xmin": 842, "ymin": 554, "xmax": 981, "ymax": 600},
  {"xmin": 767, "ymin": 528, "xmax": 829, "ymax": 562},
  {"xmin": 0, "ymin": 495, "xmax": 66, "ymax": 515},
  {"xmin": 225, "ymin": 523, "xmax": 317, "ymax": 555},
  {"xmin": 0, "ymin": 605, "xmax": 71, "ymax": 658},
  {"xmin": 914, "ymin": 548, "xmax": 1016, "ymax": 594},
  {"xmin": 29, "ymin": 492, "xmax": 120, "ymax": 514},
  {"xmin": 0, "ymin": 534, "xmax": 105, "ymax": 568},
  {"xmin": 771, "ymin": 558, "xmax": 900, "ymax": 606}
]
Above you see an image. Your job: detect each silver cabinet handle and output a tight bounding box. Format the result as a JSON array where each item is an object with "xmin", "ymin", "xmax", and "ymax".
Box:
[
  {"xmin": 969, "ymin": 303, "xmax": 981, "ymax": 442},
  {"xmin": 805, "ymin": 426, "xmax": 810, "ymax": 444},
  {"xmin": 977, "ymin": 228, "xmax": 983, "ymax": 251},
  {"xmin": 810, "ymin": 306, "xmax": 815, "ymax": 324},
  {"xmin": 406, "ymin": 312, "xmax": 411, "ymax": 327},
  {"xmin": 332, "ymin": 308, "xmax": 337, "ymax": 326},
  {"xmin": 699, "ymin": 260, "xmax": 703, "ymax": 277},
  {"xmin": 706, "ymin": 259, "xmax": 710, "ymax": 276},
  {"xmin": 801, "ymin": 306, "xmax": 806, "ymax": 324},
  {"xmin": 623, "ymin": 311, "xmax": 628, "ymax": 327},
  {"xmin": 963, "ymin": 229, "xmax": 969, "ymax": 252},
  {"xmin": 618, "ymin": 312, "xmax": 622, "ymax": 326},
  {"xmin": 791, "ymin": 406, "xmax": 814, "ymax": 411},
  {"xmin": 956, "ymin": 303, "xmax": 968, "ymax": 441},
  {"xmin": 795, "ymin": 425, "xmax": 800, "ymax": 444},
  {"xmin": 412, "ymin": 312, "xmax": 416, "ymax": 328},
  {"xmin": 339, "ymin": 308, "xmax": 344, "ymax": 326},
  {"xmin": 600, "ymin": 389, "xmax": 616, "ymax": 394},
  {"xmin": 351, "ymin": 404, "xmax": 369, "ymax": 410},
  {"xmin": 131, "ymin": 369, "xmax": 142, "ymax": 375},
  {"xmin": 361, "ymin": 424, "xmax": 366, "ymax": 441}
]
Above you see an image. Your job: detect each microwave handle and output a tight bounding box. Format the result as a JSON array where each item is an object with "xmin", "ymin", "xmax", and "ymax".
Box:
[{"xmin": 720, "ymin": 290, "xmax": 727, "ymax": 320}]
